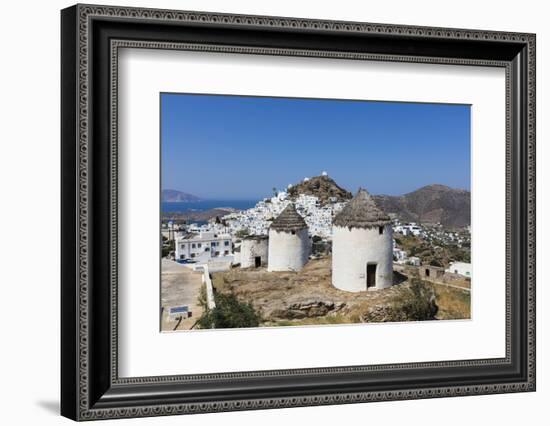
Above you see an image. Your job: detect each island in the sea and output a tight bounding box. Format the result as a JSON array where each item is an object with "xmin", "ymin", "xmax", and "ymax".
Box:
[{"xmin": 161, "ymin": 189, "xmax": 202, "ymax": 203}]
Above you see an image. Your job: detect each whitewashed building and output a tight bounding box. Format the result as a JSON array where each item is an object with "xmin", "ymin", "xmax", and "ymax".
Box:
[
  {"xmin": 332, "ymin": 189, "xmax": 394, "ymax": 292},
  {"xmin": 394, "ymin": 223, "xmax": 423, "ymax": 237},
  {"xmin": 393, "ymin": 247, "xmax": 408, "ymax": 262},
  {"xmin": 175, "ymin": 231, "xmax": 232, "ymax": 263},
  {"xmin": 240, "ymin": 235, "xmax": 269, "ymax": 268},
  {"xmin": 222, "ymin": 192, "xmax": 346, "ymax": 239},
  {"xmin": 407, "ymin": 256, "xmax": 421, "ymax": 266},
  {"xmin": 446, "ymin": 261, "xmax": 472, "ymax": 278},
  {"xmin": 267, "ymin": 204, "xmax": 311, "ymax": 272}
]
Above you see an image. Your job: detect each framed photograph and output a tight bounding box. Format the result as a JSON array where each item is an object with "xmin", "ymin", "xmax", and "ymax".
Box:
[{"xmin": 61, "ymin": 4, "xmax": 536, "ymax": 421}]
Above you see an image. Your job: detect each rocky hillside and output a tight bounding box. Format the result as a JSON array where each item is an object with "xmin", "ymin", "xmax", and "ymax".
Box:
[
  {"xmin": 287, "ymin": 177, "xmax": 469, "ymax": 228},
  {"xmin": 210, "ymin": 257, "xmax": 466, "ymax": 324},
  {"xmin": 373, "ymin": 184, "xmax": 470, "ymax": 228},
  {"xmin": 161, "ymin": 189, "xmax": 202, "ymax": 202},
  {"xmin": 161, "ymin": 207, "xmax": 236, "ymax": 223},
  {"xmin": 288, "ymin": 175, "xmax": 352, "ymax": 205}
]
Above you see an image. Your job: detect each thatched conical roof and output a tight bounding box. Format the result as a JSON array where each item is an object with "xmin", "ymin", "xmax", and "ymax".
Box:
[
  {"xmin": 270, "ymin": 204, "xmax": 308, "ymax": 233},
  {"xmin": 333, "ymin": 188, "xmax": 391, "ymax": 229},
  {"xmin": 243, "ymin": 234, "xmax": 268, "ymax": 241}
]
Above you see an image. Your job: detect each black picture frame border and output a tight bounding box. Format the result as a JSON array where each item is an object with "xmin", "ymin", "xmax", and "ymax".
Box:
[{"xmin": 61, "ymin": 4, "xmax": 536, "ymax": 421}]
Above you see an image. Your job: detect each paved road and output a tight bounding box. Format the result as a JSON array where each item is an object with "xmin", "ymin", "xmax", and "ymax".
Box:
[{"xmin": 161, "ymin": 259, "xmax": 205, "ymax": 331}]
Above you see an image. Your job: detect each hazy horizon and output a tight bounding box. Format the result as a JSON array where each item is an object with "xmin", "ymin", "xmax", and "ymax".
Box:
[
  {"xmin": 161, "ymin": 93, "xmax": 471, "ymax": 199},
  {"xmin": 161, "ymin": 182, "xmax": 470, "ymax": 202}
]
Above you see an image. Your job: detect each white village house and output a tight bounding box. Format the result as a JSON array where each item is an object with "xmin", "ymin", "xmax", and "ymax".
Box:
[
  {"xmin": 332, "ymin": 189, "xmax": 394, "ymax": 292},
  {"xmin": 394, "ymin": 223, "xmax": 423, "ymax": 237},
  {"xmin": 407, "ymin": 256, "xmax": 421, "ymax": 266},
  {"xmin": 393, "ymin": 247, "xmax": 408, "ymax": 262},
  {"xmin": 267, "ymin": 204, "xmax": 311, "ymax": 272},
  {"xmin": 222, "ymin": 177, "xmax": 346, "ymax": 240},
  {"xmin": 175, "ymin": 231, "xmax": 232, "ymax": 263},
  {"xmin": 161, "ymin": 221, "xmax": 186, "ymax": 241},
  {"xmin": 446, "ymin": 261, "xmax": 472, "ymax": 278}
]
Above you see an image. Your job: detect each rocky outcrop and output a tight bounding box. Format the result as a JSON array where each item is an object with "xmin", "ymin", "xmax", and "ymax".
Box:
[
  {"xmin": 288, "ymin": 175, "xmax": 352, "ymax": 205},
  {"xmin": 270, "ymin": 300, "xmax": 346, "ymax": 320},
  {"xmin": 360, "ymin": 305, "xmax": 409, "ymax": 323}
]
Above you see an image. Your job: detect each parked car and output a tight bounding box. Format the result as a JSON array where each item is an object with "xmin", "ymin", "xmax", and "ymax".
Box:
[{"xmin": 176, "ymin": 259, "xmax": 197, "ymax": 264}]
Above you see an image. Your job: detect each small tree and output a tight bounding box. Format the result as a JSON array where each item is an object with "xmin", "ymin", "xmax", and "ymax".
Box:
[
  {"xmin": 429, "ymin": 259, "xmax": 443, "ymax": 267},
  {"xmin": 197, "ymin": 283, "xmax": 208, "ymax": 309},
  {"xmin": 196, "ymin": 293, "xmax": 261, "ymax": 329},
  {"xmin": 161, "ymin": 239, "xmax": 175, "ymax": 258},
  {"xmin": 395, "ymin": 277, "xmax": 439, "ymax": 321},
  {"xmin": 362, "ymin": 275, "xmax": 439, "ymax": 323},
  {"xmin": 235, "ymin": 229, "xmax": 250, "ymax": 239}
]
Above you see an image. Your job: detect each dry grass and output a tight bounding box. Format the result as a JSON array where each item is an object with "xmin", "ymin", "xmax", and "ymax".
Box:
[
  {"xmin": 445, "ymin": 278, "xmax": 471, "ymax": 289},
  {"xmin": 212, "ymin": 257, "xmax": 404, "ymax": 323},
  {"xmin": 432, "ymin": 284, "xmax": 471, "ymax": 320},
  {"xmin": 211, "ymin": 257, "xmax": 470, "ymax": 326},
  {"xmin": 269, "ymin": 314, "xmax": 353, "ymax": 327}
]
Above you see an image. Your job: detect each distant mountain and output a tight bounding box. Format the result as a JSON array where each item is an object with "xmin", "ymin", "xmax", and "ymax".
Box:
[
  {"xmin": 287, "ymin": 177, "xmax": 469, "ymax": 228},
  {"xmin": 161, "ymin": 189, "xmax": 202, "ymax": 202},
  {"xmin": 373, "ymin": 184, "xmax": 470, "ymax": 228},
  {"xmin": 288, "ymin": 175, "xmax": 353, "ymax": 205}
]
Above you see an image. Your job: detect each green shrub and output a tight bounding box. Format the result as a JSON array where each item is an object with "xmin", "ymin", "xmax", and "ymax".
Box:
[
  {"xmin": 235, "ymin": 229, "xmax": 250, "ymax": 239},
  {"xmin": 161, "ymin": 239, "xmax": 175, "ymax": 258},
  {"xmin": 362, "ymin": 277, "xmax": 438, "ymax": 323},
  {"xmin": 395, "ymin": 277, "xmax": 439, "ymax": 321},
  {"xmin": 197, "ymin": 284, "xmax": 207, "ymax": 309},
  {"xmin": 196, "ymin": 292, "xmax": 261, "ymax": 329}
]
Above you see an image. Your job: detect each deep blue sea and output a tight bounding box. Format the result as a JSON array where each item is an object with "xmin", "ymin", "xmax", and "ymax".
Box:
[{"xmin": 161, "ymin": 200, "xmax": 258, "ymax": 213}]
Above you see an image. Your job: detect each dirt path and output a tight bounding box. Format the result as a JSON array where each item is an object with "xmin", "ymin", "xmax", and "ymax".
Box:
[
  {"xmin": 432, "ymin": 281, "xmax": 471, "ymax": 292},
  {"xmin": 161, "ymin": 259, "xmax": 204, "ymax": 331}
]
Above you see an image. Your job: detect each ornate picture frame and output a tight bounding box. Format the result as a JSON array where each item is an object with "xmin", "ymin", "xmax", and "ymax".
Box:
[{"xmin": 61, "ymin": 4, "xmax": 536, "ymax": 421}]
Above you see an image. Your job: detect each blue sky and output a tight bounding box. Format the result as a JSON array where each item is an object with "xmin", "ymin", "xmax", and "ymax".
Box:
[{"xmin": 161, "ymin": 93, "xmax": 470, "ymax": 200}]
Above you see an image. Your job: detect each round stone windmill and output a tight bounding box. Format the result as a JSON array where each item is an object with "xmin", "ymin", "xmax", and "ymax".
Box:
[
  {"xmin": 240, "ymin": 235, "xmax": 269, "ymax": 268},
  {"xmin": 332, "ymin": 189, "xmax": 393, "ymax": 291},
  {"xmin": 267, "ymin": 204, "xmax": 311, "ymax": 272}
]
